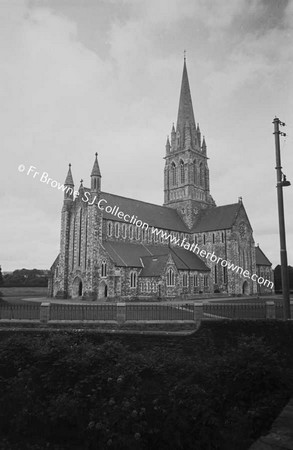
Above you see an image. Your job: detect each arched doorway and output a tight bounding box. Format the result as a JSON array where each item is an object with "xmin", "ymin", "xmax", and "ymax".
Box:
[
  {"xmin": 242, "ymin": 281, "xmax": 249, "ymax": 295},
  {"xmin": 99, "ymin": 281, "xmax": 108, "ymax": 299},
  {"xmin": 72, "ymin": 277, "xmax": 83, "ymax": 298}
]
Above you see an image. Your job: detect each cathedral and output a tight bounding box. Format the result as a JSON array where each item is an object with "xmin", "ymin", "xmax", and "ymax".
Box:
[{"xmin": 48, "ymin": 59, "xmax": 273, "ymax": 300}]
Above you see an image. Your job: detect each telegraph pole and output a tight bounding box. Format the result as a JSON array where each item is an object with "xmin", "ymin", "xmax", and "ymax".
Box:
[{"xmin": 273, "ymin": 117, "xmax": 291, "ymax": 319}]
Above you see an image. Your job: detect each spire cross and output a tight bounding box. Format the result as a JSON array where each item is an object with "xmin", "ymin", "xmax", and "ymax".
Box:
[{"xmin": 184, "ymin": 49, "xmax": 186, "ymax": 61}]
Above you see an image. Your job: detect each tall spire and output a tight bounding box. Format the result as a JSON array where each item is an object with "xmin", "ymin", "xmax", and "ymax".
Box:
[{"xmin": 176, "ymin": 58, "xmax": 196, "ymax": 149}]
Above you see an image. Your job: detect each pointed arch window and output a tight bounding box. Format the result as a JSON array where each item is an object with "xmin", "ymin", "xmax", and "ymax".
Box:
[
  {"xmin": 130, "ymin": 271, "xmax": 137, "ymax": 288},
  {"xmin": 107, "ymin": 221, "xmax": 112, "ymax": 237},
  {"xmin": 193, "ymin": 160, "xmax": 197, "ymax": 184},
  {"xmin": 122, "ymin": 223, "xmax": 126, "ymax": 238},
  {"xmin": 129, "ymin": 225, "xmax": 134, "ymax": 240},
  {"xmin": 199, "ymin": 163, "xmax": 204, "ymax": 188},
  {"xmin": 171, "ymin": 162, "xmax": 177, "ymax": 186},
  {"xmin": 115, "ymin": 222, "xmax": 119, "ymax": 238},
  {"xmin": 167, "ymin": 268, "xmax": 175, "ymax": 286},
  {"xmin": 101, "ymin": 260, "xmax": 107, "ymax": 278},
  {"xmin": 180, "ymin": 160, "xmax": 185, "ymax": 184},
  {"xmin": 183, "ymin": 273, "xmax": 188, "ymax": 287},
  {"xmin": 78, "ymin": 209, "xmax": 82, "ymax": 266}
]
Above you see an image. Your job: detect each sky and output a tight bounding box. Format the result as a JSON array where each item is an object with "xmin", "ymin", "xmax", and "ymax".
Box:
[{"xmin": 0, "ymin": 0, "xmax": 292, "ymax": 272}]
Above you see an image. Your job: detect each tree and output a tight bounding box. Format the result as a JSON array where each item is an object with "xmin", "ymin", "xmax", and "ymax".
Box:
[{"xmin": 0, "ymin": 266, "xmax": 3, "ymax": 286}]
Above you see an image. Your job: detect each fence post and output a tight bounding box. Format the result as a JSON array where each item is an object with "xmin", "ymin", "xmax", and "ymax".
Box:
[
  {"xmin": 266, "ymin": 301, "xmax": 276, "ymax": 319},
  {"xmin": 117, "ymin": 302, "xmax": 126, "ymax": 325},
  {"xmin": 194, "ymin": 302, "xmax": 203, "ymax": 325},
  {"xmin": 40, "ymin": 302, "xmax": 51, "ymax": 324}
]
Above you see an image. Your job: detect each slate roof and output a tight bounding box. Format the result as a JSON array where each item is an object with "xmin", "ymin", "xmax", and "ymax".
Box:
[
  {"xmin": 191, "ymin": 203, "xmax": 241, "ymax": 232},
  {"xmin": 100, "ymin": 191, "xmax": 190, "ymax": 232},
  {"xmin": 80, "ymin": 189, "xmax": 242, "ymax": 235},
  {"xmin": 140, "ymin": 255, "xmax": 169, "ymax": 277},
  {"xmin": 255, "ymin": 246, "xmax": 272, "ymax": 266},
  {"xmin": 79, "ymin": 182, "xmax": 246, "ymax": 236},
  {"xmin": 103, "ymin": 241, "xmax": 209, "ymax": 272}
]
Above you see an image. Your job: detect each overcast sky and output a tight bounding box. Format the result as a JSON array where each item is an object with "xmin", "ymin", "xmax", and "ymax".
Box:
[{"xmin": 1, "ymin": 0, "xmax": 292, "ymax": 272}]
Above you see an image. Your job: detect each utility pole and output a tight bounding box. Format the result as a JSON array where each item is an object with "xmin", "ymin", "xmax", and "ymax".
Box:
[{"xmin": 273, "ymin": 117, "xmax": 291, "ymax": 320}]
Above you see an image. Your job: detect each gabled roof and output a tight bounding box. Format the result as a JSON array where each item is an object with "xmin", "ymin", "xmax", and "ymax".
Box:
[
  {"xmin": 100, "ymin": 191, "xmax": 189, "ymax": 232},
  {"xmin": 78, "ymin": 188, "xmax": 243, "ymax": 235},
  {"xmin": 255, "ymin": 246, "xmax": 272, "ymax": 266},
  {"xmin": 140, "ymin": 255, "xmax": 169, "ymax": 277},
  {"xmin": 192, "ymin": 203, "xmax": 241, "ymax": 232},
  {"xmin": 103, "ymin": 241, "xmax": 209, "ymax": 272}
]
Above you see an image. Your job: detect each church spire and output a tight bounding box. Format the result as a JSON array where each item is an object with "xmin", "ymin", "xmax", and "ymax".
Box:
[{"xmin": 176, "ymin": 58, "xmax": 196, "ymax": 150}]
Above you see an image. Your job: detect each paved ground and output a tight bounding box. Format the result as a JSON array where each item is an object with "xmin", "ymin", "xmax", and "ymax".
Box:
[{"xmin": 249, "ymin": 398, "xmax": 293, "ymax": 450}]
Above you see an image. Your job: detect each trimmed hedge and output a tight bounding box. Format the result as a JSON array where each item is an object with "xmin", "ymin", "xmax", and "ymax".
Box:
[{"xmin": 0, "ymin": 321, "xmax": 293, "ymax": 449}]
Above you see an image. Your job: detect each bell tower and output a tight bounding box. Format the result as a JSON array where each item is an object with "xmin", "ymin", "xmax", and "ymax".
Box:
[{"xmin": 163, "ymin": 57, "xmax": 215, "ymax": 228}]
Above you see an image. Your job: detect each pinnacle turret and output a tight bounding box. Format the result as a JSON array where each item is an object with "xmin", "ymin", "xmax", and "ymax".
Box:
[
  {"xmin": 64, "ymin": 164, "xmax": 74, "ymax": 186},
  {"xmin": 91, "ymin": 152, "xmax": 101, "ymax": 177},
  {"xmin": 91, "ymin": 153, "xmax": 101, "ymax": 192}
]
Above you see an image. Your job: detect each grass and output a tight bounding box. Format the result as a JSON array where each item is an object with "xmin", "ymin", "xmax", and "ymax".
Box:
[{"xmin": 0, "ymin": 287, "xmax": 47, "ymax": 304}]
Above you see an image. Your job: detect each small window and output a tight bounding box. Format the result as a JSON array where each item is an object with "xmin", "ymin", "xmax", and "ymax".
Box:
[
  {"xmin": 214, "ymin": 265, "xmax": 218, "ymax": 284},
  {"xmin": 194, "ymin": 234, "xmax": 197, "ymax": 244},
  {"xmin": 221, "ymin": 232, "xmax": 225, "ymax": 243},
  {"xmin": 213, "ymin": 233, "xmax": 215, "ymax": 244},
  {"xmin": 101, "ymin": 260, "xmax": 107, "ymax": 278},
  {"xmin": 148, "ymin": 228, "xmax": 152, "ymax": 242},
  {"xmin": 136, "ymin": 226, "xmax": 140, "ymax": 240},
  {"xmin": 203, "ymin": 234, "xmax": 206, "ymax": 245},
  {"xmin": 194, "ymin": 274, "xmax": 198, "ymax": 287},
  {"xmin": 129, "ymin": 225, "xmax": 134, "ymax": 239},
  {"xmin": 107, "ymin": 221, "xmax": 112, "ymax": 237},
  {"xmin": 122, "ymin": 223, "xmax": 126, "ymax": 238},
  {"xmin": 115, "ymin": 222, "xmax": 119, "ymax": 238}
]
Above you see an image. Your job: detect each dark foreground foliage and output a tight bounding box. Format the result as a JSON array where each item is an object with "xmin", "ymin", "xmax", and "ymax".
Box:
[{"xmin": 0, "ymin": 321, "xmax": 293, "ymax": 450}]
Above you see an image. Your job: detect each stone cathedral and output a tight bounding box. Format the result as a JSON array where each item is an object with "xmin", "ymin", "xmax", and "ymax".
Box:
[{"xmin": 48, "ymin": 59, "xmax": 273, "ymax": 300}]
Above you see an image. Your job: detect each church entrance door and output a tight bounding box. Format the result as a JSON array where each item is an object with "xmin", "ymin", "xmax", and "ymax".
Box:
[
  {"xmin": 99, "ymin": 282, "xmax": 108, "ymax": 299},
  {"xmin": 242, "ymin": 281, "xmax": 249, "ymax": 295},
  {"xmin": 72, "ymin": 277, "xmax": 83, "ymax": 298}
]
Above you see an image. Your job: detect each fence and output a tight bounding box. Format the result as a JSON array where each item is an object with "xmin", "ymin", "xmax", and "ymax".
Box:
[
  {"xmin": 0, "ymin": 303, "xmax": 40, "ymax": 320},
  {"xmin": 0, "ymin": 301, "xmax": 292, "ymax": 324}
]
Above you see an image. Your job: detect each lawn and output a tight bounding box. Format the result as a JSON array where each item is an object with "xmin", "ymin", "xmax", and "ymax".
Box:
[
  {"xmin": 0, "ymin": 320, "xmax": 292, "ymax": 450},
  {"xmin": 0, "ymin": 287, "xmax": 47, "ymax": 304}
]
